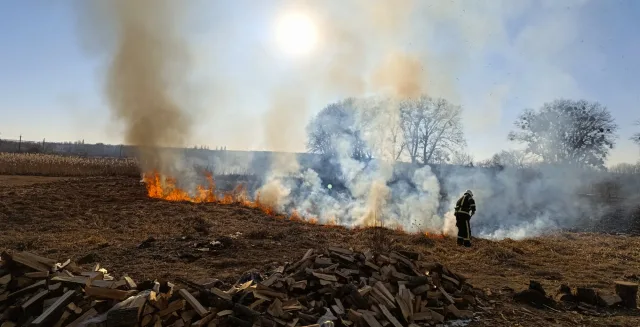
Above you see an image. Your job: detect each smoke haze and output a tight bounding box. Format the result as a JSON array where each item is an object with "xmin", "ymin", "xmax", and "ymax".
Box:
[{"xmin": 73, "ymin": 0, "xmax": 639, "ymax": 239}]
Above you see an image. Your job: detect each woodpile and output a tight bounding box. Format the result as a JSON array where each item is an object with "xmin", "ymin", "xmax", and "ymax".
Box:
[
  {"xmin": 0, "ymin": 247, "xmax": 485, "ymax": 326},
  {"xmin": 514, "ymin": 279, "xmax": 639, "ymax": 317}
]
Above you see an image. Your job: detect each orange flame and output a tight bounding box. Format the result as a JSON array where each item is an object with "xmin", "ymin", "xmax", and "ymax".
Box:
[
  {"xmin": 143, "ymin": 171, "xmax": 313, "ymax": 223},
  {"xmin": 424, "ymin": 231, "xmax": 446, "ymax": 239},
  {"xmin": 144, "ymin": 171, "xmax": 450, "ymax": 238}
]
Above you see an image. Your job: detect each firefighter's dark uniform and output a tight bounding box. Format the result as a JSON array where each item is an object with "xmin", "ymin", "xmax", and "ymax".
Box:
[{"xmin": 454, "ymin": 192, "xmax": 476, "ymax": 247}]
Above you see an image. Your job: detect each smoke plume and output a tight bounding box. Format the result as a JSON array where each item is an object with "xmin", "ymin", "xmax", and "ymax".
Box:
[
  {"xmin": 256, "ymin": 0, "xmax": 429, "ymax": 222},
  {"xmin": 78, "ymin": 0, "xmax": 193, "ymax": 174}
]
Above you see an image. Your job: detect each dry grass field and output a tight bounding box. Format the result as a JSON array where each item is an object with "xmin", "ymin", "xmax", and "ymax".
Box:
[
  {"xmin": 1, "ymin": 154, "xmax": 639, "ymax": 326},
  {"xmin": 0, "ymin": 152, "xmax": 138, "ymax": 176}
]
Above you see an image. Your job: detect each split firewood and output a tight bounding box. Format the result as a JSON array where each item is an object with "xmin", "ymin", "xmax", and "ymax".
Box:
[
  {"xmin": 65, "ymin": 308, "xmax": 97, "ymax": 327},
  {"xmin": 85, "ymin": 285, "xmax": 133, "ymax": 301},
  {"xmin": 31, "ymin": 290, "xmax": 75, "ymax": 326},
  {"xmin": 0, "ymin": 246, "xmax": 481, "ymax": 327},
  {"xmin": 614, "ymin": 281, "xmax": 638, "ymax": 309},
  {"xmin": 179, "ymin": 289, "xmax": 209, "ymax": 317}
]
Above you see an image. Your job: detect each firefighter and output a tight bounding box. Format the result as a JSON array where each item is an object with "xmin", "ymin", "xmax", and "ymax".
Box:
[{"xmin": 454, "ymin": 189, "xmax": 476, "ymax": 247}]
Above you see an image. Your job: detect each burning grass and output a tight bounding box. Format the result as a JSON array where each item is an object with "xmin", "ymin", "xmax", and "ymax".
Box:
[
  {"xmin": 144, "ymin": 171, "xmax": 281, "ymax": 214},
  {"xmin": 142, "ymin": 170, "xmax": 448, "ymax": 238}
]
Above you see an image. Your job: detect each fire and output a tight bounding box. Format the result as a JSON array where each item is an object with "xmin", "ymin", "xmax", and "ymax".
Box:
[
  {"xmin": 424, "ymin": 232, "xmax": 446, "ymax": 239},
  {"xmin": 143, "ymin": 171, "xmax": 317, "ymax": 224},
  {"xmin": 144, "ymin": 171, "xmax": 216, "ymax": 203},
  {"xmin": 143, "ymin": 171, "xmax": 451, "ymax": 239}
]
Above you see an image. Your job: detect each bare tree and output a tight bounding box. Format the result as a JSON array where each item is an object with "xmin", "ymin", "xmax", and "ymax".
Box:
[
  {"xmin": 498, "ymin": 150, "xmax": 536, "ymax": 168},
  {"xmin": 450, "ymin": 151, "xmax": 474, "ymax": 166},
  {"xmin": 399, "ymin": 96, "xmax": 466, "ymax": 165},
  {"xmin": 508, "ymin": 99, "xmax": 618, "ymax": 169},
  {"xmin": 398, "ymin": 99, "xmax": 425, "ymax": 164},
  {"xmin": 632, "ymin": 120, "xmax": 640, "ymax": 146},
  {"xmin": 609, "ymin": 162, "xmax": 640, "ymax": 175},
  {"xmin": 354, "ymin": 97, "xmax": 405, "ymax": 162},
  {"xmin": 306, "ymin": 99, "xmax": 372, "ymax": 160},
  {"xmin": 476, "ymin": 154, "xmax": 503, "ymax": 169}
]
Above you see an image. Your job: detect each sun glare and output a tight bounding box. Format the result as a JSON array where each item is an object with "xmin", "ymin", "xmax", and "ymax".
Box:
[{"xmin": 275, "ymin": 11, "xmax": 318, "ymax": 56}]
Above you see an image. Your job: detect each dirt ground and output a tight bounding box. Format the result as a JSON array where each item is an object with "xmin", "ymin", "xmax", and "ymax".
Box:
[{"xmin": 1, "ymin": 175, "xmax": 639, "ymax": 326}]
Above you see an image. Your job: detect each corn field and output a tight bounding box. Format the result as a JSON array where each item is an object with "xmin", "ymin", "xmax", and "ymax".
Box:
[{"xmin": 0, "ymin": 153, "xmax": 139, "ymax": 176}]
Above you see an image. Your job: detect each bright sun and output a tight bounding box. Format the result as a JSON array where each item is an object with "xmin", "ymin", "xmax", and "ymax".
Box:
[{"xmin": 275, "ymin": 11, "xmax": 318, "ymax": 56}]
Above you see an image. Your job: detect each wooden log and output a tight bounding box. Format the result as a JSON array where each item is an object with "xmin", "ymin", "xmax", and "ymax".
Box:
[
  {"xmin": 267, "ymin": 298, "xmax": 285, "ymax": 318},
  {"xmin": 123, "ymin": 276, "xmax": 137, "ymax": 290},
  {"xmin": 23, "ymin": 272, "xmax": 49, "ymax": 280},
  {"xmin": 361, "ymin": 312, "xmax": 383, "ymax": 327},
  {"xmin": 109, "ymin": 280, "xmax": 127, "ymax": 290},
  {"xmin": 65, "ymin": 308, "xmax": 98, "ymax": 327},
  {"xmin": 158, "ymin": 299, "xmax": 185, "ymax": 317},
  {"xmin": 426, "ymin": 308, "xmax": 444, "ymax": 323},
  {"xmin": 66, "ymin": 302, "xmax": 82, "ymax": 315},
  {"xmin": 42, "ymin": 296, "xmax": 61, "ymax": 310},
  {"xmin": 179, "ymin": 289, "xmax": 209, "ymax": 317},
  {"xmin": 441, "ymin": 274, "xmax": 460, "ymax": 288},
  {"xmin": 47, "ymin": 283, "xmax": 62, "ymax": 296},
  {"xmin": 209, "ymin": 287, "xmax": 232, "ymax": 301},
  {"xmin": 50, "ymin": 276, "xmax": 114, "ymax": 288},
  {"xmin": 260, "ymin": 273, "xmax": 282, "ymax": 288},
  {"xmin": 314, "ymin": 258, "xmax": 333, "ymax": 267},
  {"xmin": 397, "ymin": 250, "xmax": 421, "ymax": 261},
  {"xmin": 328, "ymin": 246, "xmax": 353, "ymax": 256},
  {"xmin": 31, "ymin": 290, "xmax": 75, "ymax": 326},
  {"xmin": 347, "ymin": 309, "xmax": 362, "ymax": 323},
  {"xmin": 394, "ymin": 293, "xmax": 411, "ymax": 321},
  {"xmin": 371, "ymin": 288, "xmax": 396, "ymax": 309},
  {"xmin": 614, "ymin": 281, "xmax": 638, "ymax": 309},
  {"xmin": 312, "ymin": 272, "xmax": 337, "ymax": 282},
  {"xmin": 84, "ymin": 286, "xmax": 132, "ymax": 301},
  {"xmin": 7, "ymin": 280, "xmax": 46, "ymax": 301},
  {"xmin": 439, "ymin": 286, "xmax": 455, "ymax": 304},
  {"xmin": 287, "ymin": 249, "xmax": 314, "ymax": 273},
  {"xmin": 598, "ymin": 294, "xmax": 622, "ymax": 307},
  {"xmin": 378, "ymin": 304, "xmax": 403, "ymax": 327},
  {"xmin": 373, "ymin": 282, "xmax": 395, "ymax": 303},
  {"xmin": 446, "ymin": 304, "xmax": 473, "ymax": 319},
  {"xmin": 192, "ymin": 312, "xmax": 217, "ymax": 326},
  {"xmin": 576, "ymin": 287, "xmax": 599, "ymax": 305},
  {"xmin": 233, "ymin": 302, "xmax": 261, "ymax": 318},
  {"xmin": 20, "ymin": 290, "xmax": 49, "ymax": 316},
  {"xmin": 330, "ymin": 253, "xmax": 355, "ymax": 263},
  {"xmin": 411, "ymin": 311, "xmax": 432, "ymax": 321},
  {"xmin": 52, "ymin": 310, "xmax": 71, "ymax": 327},
  {"xmin": 365, "ymin": 261, "xmax": 380, "ymax": 271},
  {"xmin": 9, "ymin": 252, "xmax": 56, "ymax": 272},
  {"xmin": 0, "ymin": 274, "xmax": 10, "ymax": 285}
]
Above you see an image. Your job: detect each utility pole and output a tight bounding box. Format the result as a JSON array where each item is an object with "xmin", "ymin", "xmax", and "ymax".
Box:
[{"xmin": 18, "ymin": 135, "xmax": 22, "ymax": 152}]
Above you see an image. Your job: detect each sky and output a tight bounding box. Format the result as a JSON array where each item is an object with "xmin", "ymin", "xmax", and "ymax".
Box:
[{"xmin": 0, "ymin": 0, "xmax": 639, "ymax": 165}]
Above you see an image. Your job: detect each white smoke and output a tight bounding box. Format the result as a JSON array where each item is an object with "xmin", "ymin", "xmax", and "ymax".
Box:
[{"xmin": 97, "ymin": 0, "xmax": 638, "ymax": 239}]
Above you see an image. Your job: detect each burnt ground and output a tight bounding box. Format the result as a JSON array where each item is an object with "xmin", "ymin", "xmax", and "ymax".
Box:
[{"xmin": 1, "ymin": 175, "xmax": 639, "ymax": 326}]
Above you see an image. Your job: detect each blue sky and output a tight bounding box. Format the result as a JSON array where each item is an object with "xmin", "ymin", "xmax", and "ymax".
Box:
[{"xmin": 0, "ymin": 0, "xmax": 639, "ymax": 165}]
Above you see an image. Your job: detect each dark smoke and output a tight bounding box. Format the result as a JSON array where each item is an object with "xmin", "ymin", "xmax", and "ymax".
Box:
[{"xmin": 78, "ymin": 0, "xmax": 192, "ymax": 174}]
